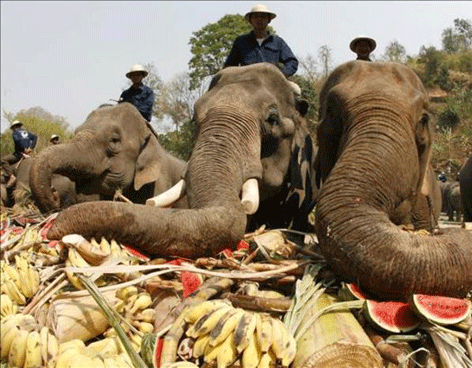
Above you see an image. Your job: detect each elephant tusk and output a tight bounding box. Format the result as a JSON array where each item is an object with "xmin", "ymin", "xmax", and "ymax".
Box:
[
  {"xmin": 241, "ymin": 178, "xmax": 259, "ymax": 215},
  {"xmin": 146, "ymin": 179, "xmax": 186, "ymax": 207}
]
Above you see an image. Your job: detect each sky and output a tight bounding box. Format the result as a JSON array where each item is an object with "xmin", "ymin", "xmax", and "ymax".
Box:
[{"xmin": 1, "ymin": 1, "xmax": 471, "ymax": 133}]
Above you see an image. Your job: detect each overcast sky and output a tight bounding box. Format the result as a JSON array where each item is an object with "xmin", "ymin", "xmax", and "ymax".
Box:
[{"xmin": 1, "ymin": 1, "xmax": 471, "ymax": 132}]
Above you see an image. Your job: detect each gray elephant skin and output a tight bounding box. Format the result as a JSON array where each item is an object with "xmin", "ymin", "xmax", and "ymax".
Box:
[
  {"xmin": 29, "ymin": 103, "xmax": 187, "ymax": 213},
  {"xmin": 442, "ymin": 180, "xmax": 462, "ymax": 221},
  {"xmin": 45, "ymin": 63, "xmax": 318, "ymax": 257},
  {"xmin": 314, "ymin": 60, "xmax": 472, "ymax": 300},
  {"xmin": 459, "ymin": 155, "xmax": 472, "ymax": 221}
]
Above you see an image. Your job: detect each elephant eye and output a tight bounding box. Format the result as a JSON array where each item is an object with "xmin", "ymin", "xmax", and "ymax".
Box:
[{"xmin": 266, "ymin": 112, "xmax": 280, "ymax": 126}]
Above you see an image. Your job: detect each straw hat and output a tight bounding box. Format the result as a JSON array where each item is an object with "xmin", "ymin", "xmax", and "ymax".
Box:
[
  {"xmin": 245, "ymin": 4, "xmax": 276, "ymax": 22},
  {"xmin": 10, "ymin": 120, "xmax": 23, "ymax": 129},
  {"xmin": 50, "ymin": 134, "xmax": 59, "ymax": 141},
  {"xmin": 350, "ymin": 36, "xmax": 376, "ymax": 52},
  {"xmin": 126, "ymin": 64, "xmax": 148, "ymax": 79}
]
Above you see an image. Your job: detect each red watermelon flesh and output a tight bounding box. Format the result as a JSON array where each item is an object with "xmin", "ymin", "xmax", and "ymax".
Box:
[
  {"xmin": 365, "ymin": 300, "xmax": 420, "ymax": 333},
  {"xmin": 339, "ymin": 282, "xmax": 374, "ymax": 301},
  {"xmin": 410, "ymin": 294, "xmax": 472, "ymax": 325}
]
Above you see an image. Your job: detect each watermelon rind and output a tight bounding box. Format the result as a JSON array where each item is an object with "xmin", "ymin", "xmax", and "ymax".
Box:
[
  {"xmin": 364, "ymin": 300, "xmax": 420, "ymax": 333},
  {"xmin": 410, "ymin": 294, "xmax": 472, "ymax": 326},
  {"xmin": 338, "ymin": 282, "xmax": 370, "ymax": 301}
]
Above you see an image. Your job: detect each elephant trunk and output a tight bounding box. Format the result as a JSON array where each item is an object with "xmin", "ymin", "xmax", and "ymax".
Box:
[
  {"xmin": 47, "ymin": 107, "xmax": 261, "ymax": 258},
  {"xmin": 30, "ymin": 136, "xmax": 104, "ymax": 212},
  {"xmin": 316, "ymin": 115, "xmax": 472, "ymax": 300}
]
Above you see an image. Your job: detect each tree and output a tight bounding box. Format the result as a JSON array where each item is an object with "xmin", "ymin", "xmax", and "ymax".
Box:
[
  {"xmin": 318, "ymin": 45, "xmax": 332, "ymax": 78},
  {"xmin": 442, "ymin": 18, "xmax": 472, "ymax": 53},
  {"xmin": 1, "ymin": 107, "xmax": 72, "ymax": 157},
  {"xmin": 382, "ymin": 40, "xmax": 407, "ymax": 63},
  {"xmin": 188, "ymin": 14, "xmax": 275, "ymax": 90}
]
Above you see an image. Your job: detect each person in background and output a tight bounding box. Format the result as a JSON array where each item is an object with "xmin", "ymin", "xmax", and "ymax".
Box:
[
  {"xmin": 224, "ymin": 4, "xmax": 299, "ymax": 78},
  {"xmin": 119, "ymin": 64, "xmax": 154, "ymax": 122},
  {"xmin": 50, "ymin": 134, "xmax": 60, "ymax": 145},
  {"xmin": 350, "ymin": 36, "xmax": 376, "ymax": 61},
  {"xmin": 1, "ymin": 120, "xmax": 38, "ymax": 188}
]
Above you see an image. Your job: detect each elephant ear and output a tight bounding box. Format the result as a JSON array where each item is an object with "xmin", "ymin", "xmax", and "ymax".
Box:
[{"xmin": 134, "ymin": 134, "xmax": 162, "ymax": 191}]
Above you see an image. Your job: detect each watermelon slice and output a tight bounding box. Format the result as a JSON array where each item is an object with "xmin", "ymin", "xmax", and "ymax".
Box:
[
  {"xmin": 410, "ymin": 294, "xmax": 472, "ymax": 326},
  {"xmin": 338, "ymin": 282, "xmax": 372, "ymax": 301},
  {"xmin": 364, "ymin": 300, "xmax": 420, "ymax": 333}
]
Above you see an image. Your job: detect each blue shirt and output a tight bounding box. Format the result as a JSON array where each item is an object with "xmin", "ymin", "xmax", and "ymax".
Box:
[
  {"xmin": 12, "ymin": 129, "xmax": 37, "ymax": 154},
  {"xmin": 224, "ymin": 31, "xmax": 298, "ymax": 77},
  {"xmin": 120, "ymin": 84, "xmax": 154, "ymax": 121}
]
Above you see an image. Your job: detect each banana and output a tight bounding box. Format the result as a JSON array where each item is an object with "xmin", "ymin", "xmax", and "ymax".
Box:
[
  {"xmin": 110, "ymin": 239, "xmax": 124, "ymax": 257},
  {"xmin": 256, "ymin": 313, "xmax": 273, "ymax": 353},
  {"xmin": 1, "ymin": 324, "xmax": 20, "ymax": 359},
  {"xmin": 55, "ymin": 347, "xmax": 85, "ymax": 368},
  {"xmin": 0, "ymin": 292, "xmax": 17, "ymax": 317},
  {"xmin": 184, "ymin": 299, "xmax": 231, "ymax": 324},
  {"xmin": 258, "ymin": 350, "xmax": 277, "ymax": 368},
  {"xmin": 188, "ymin": 305, "xmax": 232, "ymax": 338},
  {"xmin": 65, "ymin": 258, "xmax": 83, "ymax": 290},
  {"xmin": 115, "ymin": 285, "xmax": 138, "ymax": 301},
  {"xmin": 24, "ymin": 330, "xmax": 43, "ymax": 368},
  {"xmin": 68, "ymin": 247, "xmax": 91, "ymax": 268},
  {"xmin": 209, "ymin": 307, "xmax": 245, "ymax": 347},
  {"xmin": 168, "ymin": 362, "xmax": 200, "ymax": 368},
  {"xmin": 8, "ymin": 328, "xmax": 29, "ymax": 368},
  {"xmin": 269, "ymin": 318, "xmax": 287, "ymax": 362},
  {"xmin": 233, "ymin": 311, "xmax": 257, "ymax": 354},
  {"xmin": 203, "ymin": 339, "xmax": 222, "ymax": 365},
  {"xmin": 136, "ymin": 308, "xmax": 156, "ymax": 323},
  {"xmin": 129, "ymin": 292, "xmax": 152, "ymax": 314},
  {"xmin": 192, "ymin": 333, "xmax": 211, "ymax": 358},
  {"xmin": 241, "ymin": 332, "xmax": 261, "ymax": 368},
  {"xmin": 136, "ymin": 321, "xmax": 155, "ymax": 334},
  {"xmin": 68, "ymin": 354, "xmax": 95, "ymax": 368},
  {"xmin": 3, "ymin": 263, "xmax": 22, "ymax": 289},
  {"xmin": 16, "ymin": 255, "xmax": 34, "ymax": 298},
  {"xmin": 58, "ymin": 338, "xmax": 86, "ymax": 355},
  {"xmin": 99, "ymin": 237, "xmax": 112, "ymax": 254},
  {"xmin": 47, "ymin": 331, "xmax": 59, "ymax": 362},
  {"xmin": 28, "ymin": 265, "xmax": 41, "ymax": 296},
  {"xmin": 281, "ymin": 332, "xmax": 297, "ymax": 367},
  {"xmin": 86, "ymin": 337, "xmax": 120, "ymax": 358},
  {"xmin": 2, "ymin": 278, "xmax": 26, "ymax": 305},
  {"xmin": 216, "ymin": 333, "xmax": 238, "ymax": 368},
  {"xmin": 91, "ymin": 356, "xmax": 107, "ymax": 368},
  {"xmin": 40, "ymin": 326, "xmax": 50, "ymax": 364}
]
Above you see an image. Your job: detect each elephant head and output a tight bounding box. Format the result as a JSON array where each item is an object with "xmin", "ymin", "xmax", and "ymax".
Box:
[
  {"xmin": 29, "ymin": 103, "xmax": 185, "ymax": 212},
  {"xmin": 46, "ymin": 63, "xmax": 316, "ymax": 258},
  {"xmin": 314, "ymin": 61, "xmax": 472, "ymax": 300}
]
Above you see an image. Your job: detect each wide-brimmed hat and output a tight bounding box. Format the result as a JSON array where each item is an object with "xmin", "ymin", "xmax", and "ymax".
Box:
[
  {"xmin": 245, "ymin": 4, "xmax": 276, "ymax": 22},
  {"xmin": 10, "ymin": 120, "xmax": 23, "ymax": 129},
  {"xmin": 50, "ymin": 134, "xmax": 59, "ymax": 141},
  {"xmin": 126, "ymin": 64, "xmax": 148, "ymax": 79},
  {"xmin": 350, "ymin": 36, "xmax": 376, "ymax": 52}
]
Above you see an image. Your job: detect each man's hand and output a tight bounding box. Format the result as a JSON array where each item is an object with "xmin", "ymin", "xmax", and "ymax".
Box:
[{"xmin": 24, "ymin": 148, "xmax": 32, "ymax": 155}]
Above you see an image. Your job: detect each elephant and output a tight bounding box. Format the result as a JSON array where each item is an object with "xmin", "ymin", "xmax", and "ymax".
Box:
[
  {"xmin": 459, "ymin": 155, "xmax": 472, "ymax": 221},
  {"xmin": 44, "ymin": 63, "xmax": 318, "ymax": 257},
  {"xmin": 442, "ymin": 180, "xmax": 462, "ymax": 222},
  {"xmin": 29, "ymin": 102, "xmax": 187, "ymax": 213},
  {"xmin": 313, "ymin": 60, "xmax": 472, "ymax": 300}
]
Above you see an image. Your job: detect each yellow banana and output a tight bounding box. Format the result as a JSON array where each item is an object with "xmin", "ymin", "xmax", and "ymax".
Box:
[
  {"xmin": 241, "ymin": 332, "xmax": 261, "ymax": 368},
  {"xmin": 136, "ymin": 308, "xmax": 156, "ymax": 323},
  {"xmin": 258, "ymin": 350, "xmax": 277, "ymax": 368},
  {"xmin": 68, "ymin": 247, "xmax": 91, "ymax": 268},
  {"xmin": 65, "ymin": 258, "xmax": 83, "ymax": 290},
  {"xmin": 233, "ymin": 311, "xmax": 257, "ymax": 354},
  {"xmin": 192, "ymin": 333, "xmax": 211, "ymax": 358},
  {"xmin": 68, "ymin": 354, "xmax": 95, "ymax": 368},
  {"xmin": 1, "ymin": 324, "xmax": 20, "ymax": 359},
  {"xmin": 99, "ymin": 237, "xmax": 112, "ymax": 254},
  {"xmin": 47, "ymin": 331, "xmax": 59, "ymax": 363},
  {"xmin": 16, "ymin": 255, "xmax": 34, "ymax": 298},
  {"xmin": 39, "ymin": 326, "xmax": 50, "ymax": 364},
  {"xmin": 110, "ymin": 239, "xmax": 124, "ymax": 257},
  {"xmin": 28, "ymin": 265, "xmax": 41, "ymax": 296},
  {"xmin": 24, "ymin": 330, "xmax": 43, "ymax": 368},
  {"xmin": 136, "ymin": 321, "xmax": 155, "ymax": 334},
  {"xmin": 0, "ymin": 292, "xmax": 17, "ymax": 317},
  {"xmin": 203, "ymin": 337, "xmax": 223, "ymax": 365},
  {"xmin": 8, "ymin": 328, "xmax": 29, "ymax": 368},
  {"xmin": 216, "ymin": 333, "xmax": 238, "ymax": 368},
  {"xmin": 168, "ymin": 362, "xmax": 200, "ymax": 368},
  {"xmin": 86, "ymin": 337, "xmax": 120, "ymax": 359},
  {"xmin": 58, "ymin": 338, "xmax": 86, "ymax": 355},
  {"xmin": 281, "ymin": 332, "xmax": 297, "ymax": 367},
  {"xmin": 129, "ymin": 292, "xmax": 152, "ymax": 314},
  {"xmin": 209, "ymin": 307, "xmax": 245, "ymax": 347},
  {"xmin": 130, "ymin": 333, "xmax": 143, "ymax": 353},
  {"xmin": 91, "ymin": 356, "xmax": 107, "ymax": 368},
  {"xmin": 55, "ymin": 347, "xmax": 85, "ymax": 368},
  {"xmin": 256, "ymin": 312, "xmax": 273, "ymax": 353},
  {"xmin": 269, "ymin": 318, "xmax": 287, "ymax": 362},
  {"xmin": 184, "ymin": 299, "xmax": 231, "ymax": 324},
  {"xmin": 188, "ymin": 305, "xmax": 232, "ymax": 338},
  {"xmin": 2, "ymin": 278, "xmax": 26, "ymax": 305},
  {"xmin": 115, "ymin": 285, "xmax": 138, "ymax": 301},
  {"xmin": 3, "ymin": 263, "xmax": 22, "ymax": 289}
]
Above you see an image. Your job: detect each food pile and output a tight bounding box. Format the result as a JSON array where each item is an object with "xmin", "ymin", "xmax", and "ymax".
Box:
[{"xmin": 1, "ymin": 208, "xmax": 472, "ymax": 368}]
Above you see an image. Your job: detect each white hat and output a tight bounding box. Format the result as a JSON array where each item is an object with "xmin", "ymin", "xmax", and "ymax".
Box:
[
  {"xmin": 350, "ymin": 36, "xmax": 377, "ymax": 52},
  {"xmin": 10, "ymin": 120, "xmax": 22, "ymax": 129},
  {"xmin": 245, "ymin": 4, "xmax": 276, "ymax": 22},
  {"xmin": 126, "ymin": 64, "xmax": 148, "ymax": 79},
  {"xmin": 50, "ymin": 134, "xmax": 59, "ymax": 141}
]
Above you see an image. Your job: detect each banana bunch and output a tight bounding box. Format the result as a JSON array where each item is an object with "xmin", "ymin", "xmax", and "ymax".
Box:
[
  {"xmin": 0, "ymin": 293, "xmax": 18, "ymax": 317},
  {"xmin": 55, "ymin": 337, "xmax": 133, "ymax": 368},
  {"xmin": 0, "ymin": 254, "xmax": 40, "ymax": 305},
  {"xmin": 1, "ymin": 313, "xmax": 59, "ymax": 368},
  {"xmin": 103, "ymin": 286, "xmax": 155, "ymax": 353},
  {"xmin": 180, "ymin": 300, "xmax": 297, "ymax": 368}
]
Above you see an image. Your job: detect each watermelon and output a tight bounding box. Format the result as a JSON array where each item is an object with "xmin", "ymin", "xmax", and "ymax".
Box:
[
  {"xmin": 338, "ymin": 282, "xmax": 372, "ymax": 301},
  {"xmin": 410, "ymin": 294, "xmax": 472, "ymax": 326},
  {"xmin": 364, "ymin": 300, "xmax": 420, "ymax": 333}
]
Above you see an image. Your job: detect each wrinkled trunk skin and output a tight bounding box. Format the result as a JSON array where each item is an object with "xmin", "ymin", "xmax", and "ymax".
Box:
[
  {"xmin": 30, "ymin": 137, "xmax": 104, "ymax": 213},
  {"xmin": 316, "ymin": 111, "xmax": 472, "ymax": 300},
  {"xmin": 48, "ymin": 108, "xmax": 258, "ymax": 258}
]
